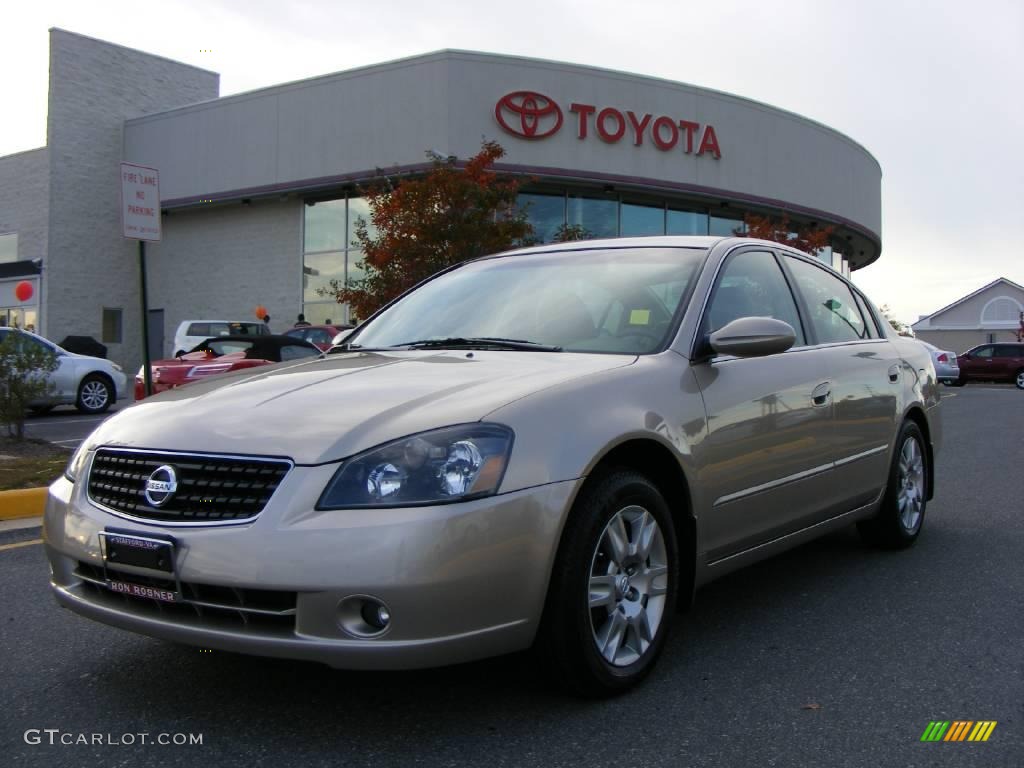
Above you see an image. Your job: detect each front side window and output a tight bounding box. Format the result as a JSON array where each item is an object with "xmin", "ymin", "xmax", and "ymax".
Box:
[
  {"xmin": 703, "ymin": 250, "xmax": 805, "ymax": 346},
  {"xmin": 348, "ymin": 247, "xmax": 707, "ymax": 355},
  {"xmin": 784, "ymin": 257, "xmax": 869, "ymax": 344}
]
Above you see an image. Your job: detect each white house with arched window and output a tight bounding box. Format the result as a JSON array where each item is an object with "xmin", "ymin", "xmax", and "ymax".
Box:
[{"xmin": 913, "ymin": 278, "xmax": 1024, "ymax": 353}]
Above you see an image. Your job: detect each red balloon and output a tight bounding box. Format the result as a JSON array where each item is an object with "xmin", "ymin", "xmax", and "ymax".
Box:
[
  {"xmin": 14, "ymin": 281, "xmax": 33, "ymax": 302},
  {"xmin": 254, "ymin": 304, "xmax": 268, "ymax": 320}
]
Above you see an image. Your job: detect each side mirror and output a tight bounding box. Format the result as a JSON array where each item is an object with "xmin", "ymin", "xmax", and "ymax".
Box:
[{"xmin": 708, "ymin": 316, "xmax": 796, "ymax": 358}]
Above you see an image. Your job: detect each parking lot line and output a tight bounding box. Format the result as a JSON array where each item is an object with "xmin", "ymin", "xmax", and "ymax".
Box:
[
  {"xmin": 0, "ymin": 538, "xmax": 42, "ymax": 552},
  {"xmin": 25, "ymin": 417, "xmax": 104, "ymax": 427}
]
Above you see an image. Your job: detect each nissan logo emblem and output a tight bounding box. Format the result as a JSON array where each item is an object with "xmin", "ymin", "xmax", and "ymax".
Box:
[
  {"xmin": 144, "ymin": 465, "xmax": 178, "ymax": 508},
  {"xmin": 494, "ymin": 91, "xmax": 563, "ymax": 139}
]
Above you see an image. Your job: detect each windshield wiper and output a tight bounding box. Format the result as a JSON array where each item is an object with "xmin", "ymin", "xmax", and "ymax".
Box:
[{"xmin": 397, "ymin": 337, "xmax": 563, "ymax": 352}]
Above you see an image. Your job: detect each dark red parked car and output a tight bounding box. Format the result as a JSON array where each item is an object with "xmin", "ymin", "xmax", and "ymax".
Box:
[
  {"xmin": 953, "ymin": 342, "xmax": 1024, "ymax": 389},
  {"xmin": 135, "ymin": 335, "xmax": 322, "ymax": 400},
  {"xmin": 284, "ymin": 323, "xmax": 354, "ymax": 351}
]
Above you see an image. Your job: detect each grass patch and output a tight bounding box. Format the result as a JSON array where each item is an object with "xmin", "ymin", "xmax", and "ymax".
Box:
[{"xmin": 0, "ymin": 439, "xmax": 70, "ymax": 491}]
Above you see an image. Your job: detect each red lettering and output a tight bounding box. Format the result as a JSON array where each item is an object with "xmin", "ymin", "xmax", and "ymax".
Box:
[
  {"xmin": 626, "ymin": 111, "xmax": 651, "ymax": 146},
  {"xmin": 570, "ymin": 103, "xmax": 595, "ymax": 139},
  {"xmin": 698, "ymin": 125, "xmax": 721, "ymax": 159},
  {"xmin": 652, "ymin": 117, "xmax": 679, "ymax": 151},
  {"xmin": 597, "ymin": 108, "xmax": 625, "ymax": 143},
  {"xmin": 678, "ymin": 121, "xmax": 700, "ymax": 154}
]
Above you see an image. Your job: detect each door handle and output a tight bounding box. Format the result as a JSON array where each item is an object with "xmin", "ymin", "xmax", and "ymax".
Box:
[
  {"xmin": 811, "ymin": 381, "xmax": 831, "ymax": 407},
  {"xmin": 888, "ymin": 364, "xmax": 900, "ymax": 383}
]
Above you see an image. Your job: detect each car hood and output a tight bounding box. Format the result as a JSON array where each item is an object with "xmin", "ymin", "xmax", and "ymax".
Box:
[{"xmin": 89, "ymin": 350, "xmax": 635, "ymax": 463}]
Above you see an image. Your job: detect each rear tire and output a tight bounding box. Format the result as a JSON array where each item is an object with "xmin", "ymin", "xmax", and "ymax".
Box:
[
  {"xmin": 1015, "ymin": 369, "xmax": 1024, "ymax": 390},
  {"xmin": 536, "ymin": 470, "xmax": 678, "ymax": 696},
  {"xmin": 76, "ymin": 374, "xmax": 113, "ymax": 414},
  {"xmin": 858, "ymin": 421, "xmax": 928, "ymax": 549}
]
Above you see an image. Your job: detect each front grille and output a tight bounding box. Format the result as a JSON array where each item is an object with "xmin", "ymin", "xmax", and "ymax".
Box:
[
  {"xmin": 75, "ymin": 561, "xmax": 297, "ymax": 632},
  {"xmin": 88, "ymin": 448, "xmax": 290, "ymax": 524}
]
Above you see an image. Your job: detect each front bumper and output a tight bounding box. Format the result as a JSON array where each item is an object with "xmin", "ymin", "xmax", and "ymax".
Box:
[{"xmin": 44, "ymin": 468, "xmax": 577, "ymax": 670}]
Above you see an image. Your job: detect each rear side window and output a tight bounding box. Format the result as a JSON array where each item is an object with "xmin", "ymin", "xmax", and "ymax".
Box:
[
  {"xmin": 784, "ymin": 257, "xmax": 869, "ymax": 344},
  {"xmin": 187, "ymin": 323, "xmax": 210, "ymax": 336},
  {"xmin": 972, "ymin": 346, "xmax": 995, "ymax": 359},
  {"xmin": 280, "ymin": 344, "xmax": 321, "ymax": 361},
  {"xmin": 995, "ymin": 345, "xmax": 1024, "ymax": 358},
  {"xmin": 307, "ymin": 329, "xmax": 332, "ymax": 345},
  {"xmin": 704, "ymin": 250, "xmax": 805, "ymax": 346}
]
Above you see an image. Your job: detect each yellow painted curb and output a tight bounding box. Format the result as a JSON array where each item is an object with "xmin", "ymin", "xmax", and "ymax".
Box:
[{"xmin": 0, "ymin": 487, "xmax": 47, "ymax": 520}]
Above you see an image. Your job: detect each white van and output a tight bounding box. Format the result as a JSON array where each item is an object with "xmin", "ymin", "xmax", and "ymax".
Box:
[{"xmin": 172, "ymin": 320, "xmax": 269, "ymax": 356}]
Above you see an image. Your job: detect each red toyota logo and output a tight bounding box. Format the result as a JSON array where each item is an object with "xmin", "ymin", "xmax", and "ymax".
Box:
[{"xmin": 495, "ymin": 91, "xmax": 563, "ymax": 139}]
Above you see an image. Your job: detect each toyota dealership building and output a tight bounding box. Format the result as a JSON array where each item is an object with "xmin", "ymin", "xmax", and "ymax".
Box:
[{"xmin": 0, "ymin": 29, "xmax": 883, "ymax": 372}]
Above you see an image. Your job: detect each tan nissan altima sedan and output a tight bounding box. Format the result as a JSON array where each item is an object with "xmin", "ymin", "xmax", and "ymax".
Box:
[{"xmin": 44, "ymin": 237, "xmax": 941, "ymax": 695}]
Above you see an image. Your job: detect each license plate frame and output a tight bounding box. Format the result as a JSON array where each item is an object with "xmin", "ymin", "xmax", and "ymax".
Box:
[{"xmin": 99, "ymin": 529, "xmax": 182, "ymax": 602}]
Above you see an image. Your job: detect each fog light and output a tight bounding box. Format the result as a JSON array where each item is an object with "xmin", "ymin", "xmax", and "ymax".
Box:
[
  {"xmin": 337, "ymin": 595, "xmax": 392, "ymax": 638},
  {"xmin": 362, "ymin": 602, "xmax": 390, "ymax": 630}
]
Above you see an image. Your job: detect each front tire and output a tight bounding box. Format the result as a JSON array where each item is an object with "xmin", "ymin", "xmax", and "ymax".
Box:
[
  {"xmin": 858, "ymin": 421, "xmax": 928, "ymax": 549},
  {"xmin": 1015, "ymin": 369, "xmax": 1024, "ymax": 390},
  {"xmin": 76, "ymin": 374, "xmax": 113, "ymax": 414},
  {"xmin": 537, "ymin": 470, "xmax": 678, "ymax": 696}
]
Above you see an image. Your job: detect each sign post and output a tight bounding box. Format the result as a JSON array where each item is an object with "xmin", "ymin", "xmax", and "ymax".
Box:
[{"xmin": 120, "ymin": 162, "xmax": 161, "ymax": 397}]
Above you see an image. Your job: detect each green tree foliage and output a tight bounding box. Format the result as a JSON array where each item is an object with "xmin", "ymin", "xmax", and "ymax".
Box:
[
  {"xmin": 0, "ymin": 332, "xmax": 59, "ymax": 439},
  {"xmin": 320, "ymin": 141, "xmax": 534, "ymax": 319}
]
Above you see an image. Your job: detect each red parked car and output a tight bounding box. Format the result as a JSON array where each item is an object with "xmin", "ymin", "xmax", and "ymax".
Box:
[
  {"xmin": 953, "ymin": 342, "xmax": 1024, "ymax": 389},
  {"xmin": 284, "ymin": 324, "xmax": 354, "ymax": 351},
  {"xmin": 135, "ymin": 335, "xmax": 322, "ymax": 400}
]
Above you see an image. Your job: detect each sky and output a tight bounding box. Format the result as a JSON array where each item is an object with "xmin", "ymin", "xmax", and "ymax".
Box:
[{"xmin": 2, "ymin": 0, "xmax": 1022, "ymax": 325}]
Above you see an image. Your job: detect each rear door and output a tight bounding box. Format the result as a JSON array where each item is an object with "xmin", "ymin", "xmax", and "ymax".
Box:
[
  {"xmin": 781, "ymin": 254, "xmax": 900, "ymax": 510},
  {"xmin": 691, "ymin": 247, "xmax": 837, "ymax": 561},
  {"xmin": 962, "ymin": 345, "xmax": 996, "ymax": 380}
]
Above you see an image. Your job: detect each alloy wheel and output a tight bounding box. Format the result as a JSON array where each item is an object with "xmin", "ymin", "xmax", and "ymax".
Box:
[
  {"xmin": 588, "ymin": 504, "xmax": 669, "ymax": 667},
  {"xmin": 80, "ymin": 380, "xmax": 109, "ymax": 411},
  {"xmin": 897, "ymin": 436, "xmax": 925, "ymax": 533}
]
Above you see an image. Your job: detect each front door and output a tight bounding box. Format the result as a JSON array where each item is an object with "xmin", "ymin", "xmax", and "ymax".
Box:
[{"xmin": 692, "ymin": 248, "xmax": 836, "ymax": 562}]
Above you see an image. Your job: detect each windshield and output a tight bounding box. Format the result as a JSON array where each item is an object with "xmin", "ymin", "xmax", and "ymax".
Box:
[{"xmin": 348, "ymin": 247, "xmax": 707, "ymax": 354}]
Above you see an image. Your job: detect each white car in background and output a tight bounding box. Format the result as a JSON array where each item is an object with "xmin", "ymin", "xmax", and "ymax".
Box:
[
  {"xmin": 172, "ymin": 320, "xmax": 269, "ymax": 357},
  {"xmin": 919, "ymin": 341, "xmax": 960, "ymax": 385},
  {"xmin": 0, "ymin": 328, "xmax": 127, "ymax": 414}
]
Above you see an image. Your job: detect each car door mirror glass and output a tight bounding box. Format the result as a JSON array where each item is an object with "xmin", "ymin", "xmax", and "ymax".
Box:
[{"xmin": 708, "ymin": 316, "xmax": 796, "ymax": 358}]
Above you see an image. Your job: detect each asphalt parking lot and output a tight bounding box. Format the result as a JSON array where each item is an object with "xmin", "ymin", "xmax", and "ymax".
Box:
[
  {"xmin": 1, "ymin": 385, "xmax": 1021, "ymax": 768},
  {"xmin": 21, "ymin": 402, "xmax": 129, "ymax": 450}
]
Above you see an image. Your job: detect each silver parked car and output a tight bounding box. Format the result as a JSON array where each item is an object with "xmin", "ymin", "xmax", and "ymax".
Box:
[
  {"xmin": 44, "ymin": 237, "xmax": 941, "ymax": 694},
  {"xmin": 919, "ymin": 341, "xmax": 960, "ymax": 385},
  {"xmin": 0, "ymin": 328, "xmax": 127, "ymax": 414}
]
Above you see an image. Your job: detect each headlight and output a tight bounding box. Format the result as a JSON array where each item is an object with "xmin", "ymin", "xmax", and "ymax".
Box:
[
  {"xmin": 318, "ymin": 424, "xmax": 514, "ymax": 509},
  {"xmin": 64, "ymin": 442, "xmax": 92, "ymax": 483}
]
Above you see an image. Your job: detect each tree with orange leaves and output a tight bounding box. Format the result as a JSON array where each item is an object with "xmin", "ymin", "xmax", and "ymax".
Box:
[
  {"xmin": 735, "ymin": 213, "xmax": 834, "ymax": 255},
  {"xmin": 319, "ymin": 141, "xmax": 534, "ymax": 320}
]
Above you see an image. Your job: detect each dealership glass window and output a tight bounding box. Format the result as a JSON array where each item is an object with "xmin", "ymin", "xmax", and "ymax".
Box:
[
  {"xmin": 666, "ymin": 208, "xmax": 708, "ymax": 235},
  {"xmin": 567, "ymin": 195, "xmax": 617, "ymax": 239},
  {"xmin": 518, "ymin": 193, "xmax": 566, "ymax": 243},
  {"xmin": 620, "ymin": 202, "xmax": 664, "ymax": 236},
  {"xmin": 303, "ymin": 251, "xmax": 346, "ymax": 302},
  {"xmin": 304, "ymin": 199, "xmax": 346, "ymax": 253},
  {"xmin": 709, "ymin": 214, "xmax": 744, "ymax": 236},
  {"xmin": 347, "ymin": 197, "xmax": 377, "ymax": 245},
  {"xmin": 102, "ymin": 308, "xmax": 123, "ymax": 344},
  {"xmin": 0, "ymin": 307, "xmax": 38, "ymax": 332},
  {"xmin": 0, "ymin": 233, "xmax": 16, "ymax": 263}
]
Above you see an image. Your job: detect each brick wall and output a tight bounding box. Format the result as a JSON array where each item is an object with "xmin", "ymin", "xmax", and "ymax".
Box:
[
  {"xmin": 145, "ymin": 199, "xmax": 303, "ymax": 358},
  {"xmin": 0, "ymin": 147, "xmax": 48, "ymax": 265},
  {"xmin": 45, "ymin": 29, "xmax": 218, "ymax": 372}
]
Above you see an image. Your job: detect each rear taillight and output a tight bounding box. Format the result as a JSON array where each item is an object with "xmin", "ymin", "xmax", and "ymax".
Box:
[{"xmin": 937, "ymin": 353, "xmax": 948, "ymax": 363}]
